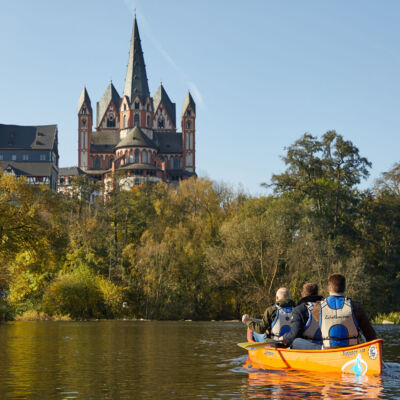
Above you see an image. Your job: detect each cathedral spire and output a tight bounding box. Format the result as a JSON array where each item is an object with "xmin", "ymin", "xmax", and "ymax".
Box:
[{"xmin": 123, "ymin": 16, "xmax": 150, "ymax": 104}]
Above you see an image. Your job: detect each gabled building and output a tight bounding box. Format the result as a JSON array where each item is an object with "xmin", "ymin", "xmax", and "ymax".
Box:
[
  {"xmin": 0, "ymin": 123, "xmax": 59, "ymax": 191},
  {"xmin": 76, "ymin": 17, "xmax": 196, "ymax": 189}
]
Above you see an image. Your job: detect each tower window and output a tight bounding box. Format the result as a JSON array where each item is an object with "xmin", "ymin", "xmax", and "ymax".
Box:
[
  {"xmin": 123, "ymin": 114, "xmax": 127, "ymax": 128},
  {"xmin": 146, "ymin": 104, "xmax": 150, "ymax": 111},
  {"xmin": 158, "ymin": 118, "xmax": 164, "ymax": 129},
  {"xmin": 146, "ymin": 115, "xmax": 150, "ymax": 127},
  {"xmin": 135, "ymin": 102, "xmax": 140, "ymax": 110},
  {"xmin": 81, "ymin": 118, "xmax": 87, "ymax": 127},
  {"xmin": 186, "ymin": 120, "xmax": 191, "ymax": 129},
  {"xmin": 134, "ymin": 150, "xmax": 140, "ymax": 163},
  {"xmin": 124, "ymin": 104, "xmax": 127, "ymax": 111},
  {"xmin": 107, "ymin": 116, "xmax": 115, "ymax": 127},
  {"xmin": 134, "ymin": 114, "xmax": 140, "ymax": 126},
  {"xmin": 186, "ymin": 110, "xmax": 191, "ymax": 116}
]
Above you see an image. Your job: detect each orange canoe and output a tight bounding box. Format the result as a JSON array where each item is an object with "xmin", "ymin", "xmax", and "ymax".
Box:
[{"xmin": 239, "ymin": 339, "xmax": 383, "ymax": 376}]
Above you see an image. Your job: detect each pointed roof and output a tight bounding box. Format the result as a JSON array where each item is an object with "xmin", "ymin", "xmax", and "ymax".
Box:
[
  {"xmin": 96, "ymin": 82, "xmax": 121, "ymax": 127},
  {"xmin": 181, "ymin": 92, "xmax": 196, "ymax": 117},
  {"xmin": 123, "ymin": 17, "xmax": 150, "ymax": 104},
  {"xmin": 153, "ymin": 83, "xmax": 176, "ymax": 127},
  {"xmin": 115, "ymin": 126, "xmax": 156, "ymax": 149},
  {"xmin": 78, "ymin": 87, "xmax": 92, "ymax": 114}
]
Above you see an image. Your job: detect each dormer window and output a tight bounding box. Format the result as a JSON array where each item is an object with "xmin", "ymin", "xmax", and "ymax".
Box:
[
  {"xmin": 146, "ymin": 104, "xmax": 150, "ymax": 111},
  {"xmin": 135, "ymin": 102, "xmax": 140, "ymax": 110},
  {"xmin": 124, "ymin": 104, "xmax": 127, "ymax": 111},
  {"xmin": 158, "ymin": 118, "xmax": 165, "ymax": 129},
  {"xmin": 186, "ymin": 120, "xmax": 191, "ymax": 129},
  {"xmin": 186, "ymin": 110, "xmax": 191, "ymax": 116},
  {"xmin": 147, "ymin": 115, "xmax": 150, "ymax": 127},
  {"xmin": 134, "ymin": 114, "xmax": 140, "ymax": 127}
]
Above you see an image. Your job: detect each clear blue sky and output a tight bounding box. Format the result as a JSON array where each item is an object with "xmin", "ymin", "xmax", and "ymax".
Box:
[{"xmin": 1, "ymin": 0, "xmax": 399, "ymax": 195}]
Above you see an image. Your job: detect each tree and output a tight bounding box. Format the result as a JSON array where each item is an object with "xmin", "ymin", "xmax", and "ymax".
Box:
[{"xmin": 267, "ymin": 131, "xmax": 371, "ymax": 241}]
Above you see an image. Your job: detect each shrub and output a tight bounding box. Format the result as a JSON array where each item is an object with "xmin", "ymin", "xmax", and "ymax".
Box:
[
  {"xmin": 97, "ymin": 277, "xmax": 124, "ymax": 318},
  {"xmin": 42, "ymin": 266, "xmax": 103, "ymax": 319}
]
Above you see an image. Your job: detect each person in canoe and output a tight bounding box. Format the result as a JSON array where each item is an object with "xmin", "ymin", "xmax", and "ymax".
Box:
[
  {"xmin": 279, "ymin": 282, "xmax": 324, "ymax": 350},
  {"xmin": 242, "ymin": 287, "xmax": 296, "ymax": 342},
  {"xmin": 282, "ymin": 274, "xmax": 376, "ymax": 349},
  {"xmin": 319, "ymin": 273, "xmax": 376, "ymax": 348}
]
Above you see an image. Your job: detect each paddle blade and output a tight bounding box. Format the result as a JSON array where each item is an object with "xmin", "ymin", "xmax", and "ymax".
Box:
[{"xmin": 237, "ymin": 340, "xmax": 282, "ymax": 350}]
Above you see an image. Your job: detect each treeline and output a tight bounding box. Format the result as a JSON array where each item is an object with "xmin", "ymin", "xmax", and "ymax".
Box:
[{"xmin": 1, "ymin": 131, "xmax": 400, "ymax": 320}]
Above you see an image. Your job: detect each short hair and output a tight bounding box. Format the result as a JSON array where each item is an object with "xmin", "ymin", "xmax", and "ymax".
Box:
[
  {"xmin": 302, "ymin": 282, "xmax": 319, "ymax": 296},
  {"xmin": 328, "ymin": 274, "xmax": 346, "ymax": 293},
  {"xmin": 276, "ymin": 287, "xmax": 290, "ymax": 300}
]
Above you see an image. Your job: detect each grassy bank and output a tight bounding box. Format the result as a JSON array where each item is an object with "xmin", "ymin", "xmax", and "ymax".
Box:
[{"xmin": 372, "ymin": 312, "xmax": 400, "ymax": 325}]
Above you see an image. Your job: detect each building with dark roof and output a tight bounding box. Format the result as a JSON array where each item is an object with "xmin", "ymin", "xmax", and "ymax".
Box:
[
  {"xmin": 75, "ymin": 17, "xmax": 196, "ymax": 189},
  {"xmin": 0, "ymin": 123, "xmax": 59, "ymax": 190}
]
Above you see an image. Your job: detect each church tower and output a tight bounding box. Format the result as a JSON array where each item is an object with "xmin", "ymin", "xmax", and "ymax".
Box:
[
  {"xmin": 120, "ymin": 16, "xmax": 153, "ymax": 137},
  {"xmin": 78, "ymin": 87, "xmax": 92, "ymax": 170},
  {"xmin": 181, "ymin": 92, "xmax": 196, "ymax": 173}
]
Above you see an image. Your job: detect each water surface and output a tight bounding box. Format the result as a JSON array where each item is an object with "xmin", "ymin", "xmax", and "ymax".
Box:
[{"xmin": 0, "ymin": 321, "xmax": 398, "ymax": 399}]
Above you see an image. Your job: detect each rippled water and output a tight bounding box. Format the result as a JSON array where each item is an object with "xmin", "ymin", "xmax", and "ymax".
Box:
[{"xmin": 0, "ymin": 321, "xmax": 398, "ymax": 399}]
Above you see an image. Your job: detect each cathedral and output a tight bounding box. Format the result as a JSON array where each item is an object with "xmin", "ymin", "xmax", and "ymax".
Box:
[{"xmin": 75, "ymin": 17, "xmax": 196, "ymax": 188}]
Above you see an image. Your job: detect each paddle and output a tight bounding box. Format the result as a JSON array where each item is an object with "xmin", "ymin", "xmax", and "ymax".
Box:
[{"xmin": 237, "ymin": 339, "xmax": 283, "ymax": 350}]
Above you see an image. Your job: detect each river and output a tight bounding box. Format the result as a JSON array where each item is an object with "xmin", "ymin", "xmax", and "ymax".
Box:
[{"xmin": 0, "ymin": 321, "xmax": 398, "ymax": 399}]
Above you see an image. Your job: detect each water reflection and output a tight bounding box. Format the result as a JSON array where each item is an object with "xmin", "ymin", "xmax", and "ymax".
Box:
[
  {"xmin": 244, "ymin": 361, "xmax": 383, "ymax": 399},
  {"xmin": 0, "ymin": 322, "xmax": 398, "ymax": 399}
]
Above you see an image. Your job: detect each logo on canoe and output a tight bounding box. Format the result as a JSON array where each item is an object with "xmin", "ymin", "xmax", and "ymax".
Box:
[
  {"xmin": 368, "ymin": 345, "xmax": 377, "ymax": 360},
  {"xmin": 341, "ymin": 354, "xmax": 368, "ymax": 376}
]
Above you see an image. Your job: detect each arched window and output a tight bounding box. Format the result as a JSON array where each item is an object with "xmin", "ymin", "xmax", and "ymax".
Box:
[
  {"xmin": 134, "ymin": 113, "xmax": 140, "ymax": 127},
  {"xmin": 134, "ymin": 102, "xmax": 140, "ymax": 110},
  {"xmin": 129, "ymin": 154, "xmax": 134, "ymax": 164},
  {"xmin": 94, "ymin": 157, "xmax": 101, "ymax": 169},
  {"xmin": 173, "ymin": 157, "xmax": 179, "ymax": 169},
  {"xmin": 107, "ymin": 116, "xmax": 115, "ymax": 127},
  {"xmin": 147, "ymin": 115, "xmax": 150, "ymax": 127},
  {"xmin": 158, "ymin": 118, "xmax": 164, "ymax": 129},
  {"xmin": 142, "ymin": 151, "xmax": 147, "ymax": 164},
  {"xmin": 186, "ymin": 120, "xmax": 191, "ymax": 129},
  {"xmin": 134, "ymin": 150, "xmax": 140, "ymax": 163},
  {"xmin": 123, "ymin": 114, "xmax": 127, "ymax": 128}
]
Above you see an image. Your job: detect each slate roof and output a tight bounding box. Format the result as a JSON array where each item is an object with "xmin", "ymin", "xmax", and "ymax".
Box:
[
  {"xmin": 123, "ymin": 17, "xmax": 150, "ymax": 104},
  {"xmin": 96, "ymin": 82, "xmax": 121, "ymax": 127},
  {"xmin": 153, "ymin": 84, "xmax": 176, "ymax": 127},
  {"xmin": 181, "ymin": 91, "xmax": 196, "ymax": 117},
  {"xmin": 0, "ymin": 161, "xmax": 54, "ymax": 177},
  {"xmin": 90, "ymin": 130, "xmax": 119, "ymax": 153},
  {"xmin": 59, "ymin": 167, "xmax": 85, "ymax": 176},
  {"xmin": 0, "ymin": 124, "xmax": 57, "ymax": 150},
  {"xmin": 78, "ymin": 87, "xmax": 92, "ymax": 114},
  {"xmin": 115, "ymin": 126, "xmax": 156, "ymax": 149},
  {"xmin": 119, "ymin": 163, "xmax": 160, "ymax": 171},
  {"xmin": 153, "ymin": 131, "xmax": 183, "ymax": 153}
]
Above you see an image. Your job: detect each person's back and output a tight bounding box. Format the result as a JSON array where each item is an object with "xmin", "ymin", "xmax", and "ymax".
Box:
[
  {"xmin": 319, "ymin": 274, "xmax": 376, "ymax": 349},
  {"xmin": 242, "ymin": 287, "xmax": 295, "ymax": 342},
  {"xmin": 282, "ymin": 282, "xmax": 323, "ymax": 350}
]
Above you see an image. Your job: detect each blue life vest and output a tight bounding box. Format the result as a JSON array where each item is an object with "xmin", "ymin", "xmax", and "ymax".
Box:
[
  {"xmin": 319, "ymin": 296, "xmax": 359, "ymax": 348},
  {"xmin": 270, "ymin": 305, "xmax": 293, "ymax": 339},
  {"xmin": 303, "ymin": 302, "xmax": 322, "ymax": 344}
]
